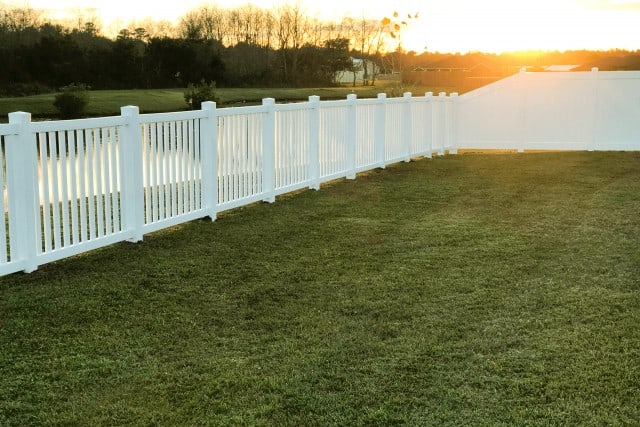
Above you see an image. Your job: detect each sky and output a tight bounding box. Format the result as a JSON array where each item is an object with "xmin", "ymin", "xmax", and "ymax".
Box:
[{"xmin": 6, "ymin": 0, "xmax": 640, "ymax": 53}]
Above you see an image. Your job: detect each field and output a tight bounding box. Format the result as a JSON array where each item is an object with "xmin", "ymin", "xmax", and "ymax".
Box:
[
  {"xmin": 1, "ymin": 151, "xmax": 639, "ymax": 425},
  {"xmin": 0, "ymin": 83, "xmax": 438, "ymax": 119}
]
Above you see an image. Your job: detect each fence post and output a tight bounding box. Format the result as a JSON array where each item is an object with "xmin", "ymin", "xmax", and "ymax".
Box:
[
  {"xmin": 308, "ymin": 95, "xmax": 321, "ymax": 190},
  {"xmin": 200, "ymin": 101, "xmax": 218, "ymax": 219},
  {"xmin": 346, "ymin": 93, "xmax": 358, "ymax": 179},
  {"xmin": 262, "ymin": 98, "xmax": 276, "ymax": 203},
  {"xmin": 517, "ymin": 69, "xmax": 526, "ymax": 153},
  {"xmin": 120, "ymin": 106, "xmax": 144, "ymax": 242},
  {"xmin": 449, "ymin": 92, "xmax": 459, "ymax": 155},
  {"xmin": 424, "ymin": 92, "xmax": 433, "ymax": 158},
  {"xmin": 6, "ymin": 112, "xmax": 39, "ymax": 272},
  {"xmin": 375, "ymin": 93, "xmax": 387, "ymax": 168},
  {"xmin": 590, "ymin": 67, "xmax": 599, "ymax": 151},
  {"xmin": 403, "ymin": 92, "xmax": 412, "ymax": 161},
  {"xmin": 437, "ymin": 92, "xmax": 447, "ymax": 155}
]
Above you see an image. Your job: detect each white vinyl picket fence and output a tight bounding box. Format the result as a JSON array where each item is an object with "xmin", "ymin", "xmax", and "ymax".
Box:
[{"xmin": 0, "ymin": 92, "xmax": 457, "ymax": 276}]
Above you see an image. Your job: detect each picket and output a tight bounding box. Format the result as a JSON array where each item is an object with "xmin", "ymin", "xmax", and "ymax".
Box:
[{"xmin": 0, "ymin": 133, "xmax": 9, "ymax": 267}]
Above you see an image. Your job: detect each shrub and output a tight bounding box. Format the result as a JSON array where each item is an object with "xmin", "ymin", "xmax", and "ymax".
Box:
[
  {"xmin": 53, "ymin": 83, "xmax": 89, "ymax": 119},
  {"xmin": 386, "ymin": 82, "xmax": 406, "ymax": 98},
  {"xmin": 0, "ymin": 82, "xmax": 52, "ymax": 97},
  {"xmin": 184, "ymin": 80, "xmax": 218, "ymax": 110}
]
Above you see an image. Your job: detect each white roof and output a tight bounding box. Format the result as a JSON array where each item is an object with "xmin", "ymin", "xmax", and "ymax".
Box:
[{"xmin": 544, "ymin": 65, "xmax": 580, "ymax": 72}]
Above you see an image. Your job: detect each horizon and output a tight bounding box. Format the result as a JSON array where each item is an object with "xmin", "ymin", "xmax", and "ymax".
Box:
[{"xmin": 3, "ymin": 0, "xmax": 640, "ymax": 54}]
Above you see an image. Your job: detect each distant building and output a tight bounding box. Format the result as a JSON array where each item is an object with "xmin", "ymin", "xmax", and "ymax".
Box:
[
  {"xmin": 572, "ymin": 54, "xmax": 640, "ymax": 71},
  {"xmin": 517, "ymin": 64, "xmax": 581, "ymax": 72},
  {"xmin": 335, "ymin": 58, "xmax": 380, "ymax": 85},
  {"xmin": 402, "ymin": 53, "xmax": 511, "ymax": 93},
  {"xmin": 542, "ymin": 65, "xmax": 580, "ymax": 72}
]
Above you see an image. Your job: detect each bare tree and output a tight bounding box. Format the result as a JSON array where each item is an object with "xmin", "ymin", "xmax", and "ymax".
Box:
[
  {"xmin": 351, "ymin": 17, "xmax": 386, "ymax": 85},
  {"xmin": 179, "ymin": 6, "xmax": 226, "ymax": 42},
  {"xmin": 227, "ymin": 5, "xmax": 264, "ymax": 46},
  {"xmin": 380, "ymin": 11, "xmax": 418, "ymax": 68},
  {"xmin": 127, "ymin": 18, "xmax": 177, "ymax": 39},
  {"xmin": 333, "ymin": 17, "xmax": 357, "ymax": 43},
  {"xmin": 256, "ymin": 9, "xmax": 276, "ymax": 48},
  {"xmin": 275, "ymin": 2, "xmax": 309, "ymax": 84},
  {"xmin": 376, "ymin": 11, "xmax": 419, "ymax": 95},
  {"xmin": 0, "ymin": 5, "xmax": 41, "ymax": 32},
  {"xmin": 307, "ymin": 16, "xmax": 331, "ymax": 48}
]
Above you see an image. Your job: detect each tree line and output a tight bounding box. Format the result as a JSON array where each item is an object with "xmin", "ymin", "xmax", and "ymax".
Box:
[
  {"xmin": 3, "ymin": 4, "xmax": 634, "ymax": 98},
  {"xmin": 0, "ymin": 3, "xmax": 402, "ymax": 96}
]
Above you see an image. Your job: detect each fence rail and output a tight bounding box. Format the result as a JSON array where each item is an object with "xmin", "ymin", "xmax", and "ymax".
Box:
[{"xmin": 1, "ymin": 92, "xmax": 455, "ymax": 276}]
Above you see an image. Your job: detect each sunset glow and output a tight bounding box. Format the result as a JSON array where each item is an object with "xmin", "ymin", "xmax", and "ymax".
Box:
[{"xmin": 6, "ymin": 0, "xmax": 640, "ymax": 53}]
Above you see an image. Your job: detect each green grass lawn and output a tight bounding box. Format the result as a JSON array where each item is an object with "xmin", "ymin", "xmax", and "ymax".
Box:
[
  {"xmin": 1, "ymin": 152, "xmax": 639, "ymax": 425},
  {"xmin": 0, "ymin": 82, "xmax": 440, "ymax": 119}
]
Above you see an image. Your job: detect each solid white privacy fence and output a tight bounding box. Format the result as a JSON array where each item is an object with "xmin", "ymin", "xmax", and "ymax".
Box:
[
  {"xmin": 0, "ymin": 92, "xmax": 457, "ymax": 276},
  {"xmin": 457, "ymin": 69, "xmax": 640, "ymax": 151}
]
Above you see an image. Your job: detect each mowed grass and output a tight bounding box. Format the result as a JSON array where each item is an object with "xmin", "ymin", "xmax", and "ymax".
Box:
[
  {"xmin": 0, "ymin": 83, "xmax": 439, "ymax": 119},
  {"xmin": 1, "ymin": 152, "xmax": 639, "ymax": 426}
]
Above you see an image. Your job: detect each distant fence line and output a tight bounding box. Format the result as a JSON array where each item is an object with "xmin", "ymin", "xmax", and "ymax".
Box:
[{"xmin": 1, "ymin": 69, "xmax": 639, "ymax": 276}]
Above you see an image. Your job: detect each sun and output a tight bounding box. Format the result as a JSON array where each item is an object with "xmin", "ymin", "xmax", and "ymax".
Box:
[{"xmin": 398, "ymin": 0, "xmax": 640, "ymax": 53}]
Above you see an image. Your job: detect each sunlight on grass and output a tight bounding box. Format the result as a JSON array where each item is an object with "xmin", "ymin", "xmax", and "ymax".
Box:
[
  {"xmin": 0, "ymin": 83, "xmax": 441, "ymax": 119},
  {"xmin": 1, "ymin": 152, "xmax": 639, "ymax": 425}
]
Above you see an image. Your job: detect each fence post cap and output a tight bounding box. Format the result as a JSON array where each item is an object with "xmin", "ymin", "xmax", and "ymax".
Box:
[
  {"xmin": 262, "ymin": 98, "xmax": 276, "ymax": 106},
  {"xmin": 377, "ymin": 93, "xmax": 387, "ymax": 99},
  {"xmin": 347, "ymin": 93, "xmax": 357, "ymax": 101},
  {"xmin": 120, "ymin": 105, "xmax": 140, "ymax": 115},
  {"xmin": 201, "ymin": 101, "xmax": 217, "ymax": 110},
  {"xmin": 8, "ymin": 111, "xmax": 31, "ymax": 124},
  {"xmin": 308, "ymin": 95, "xmax": 320, "ymax": 103}
]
